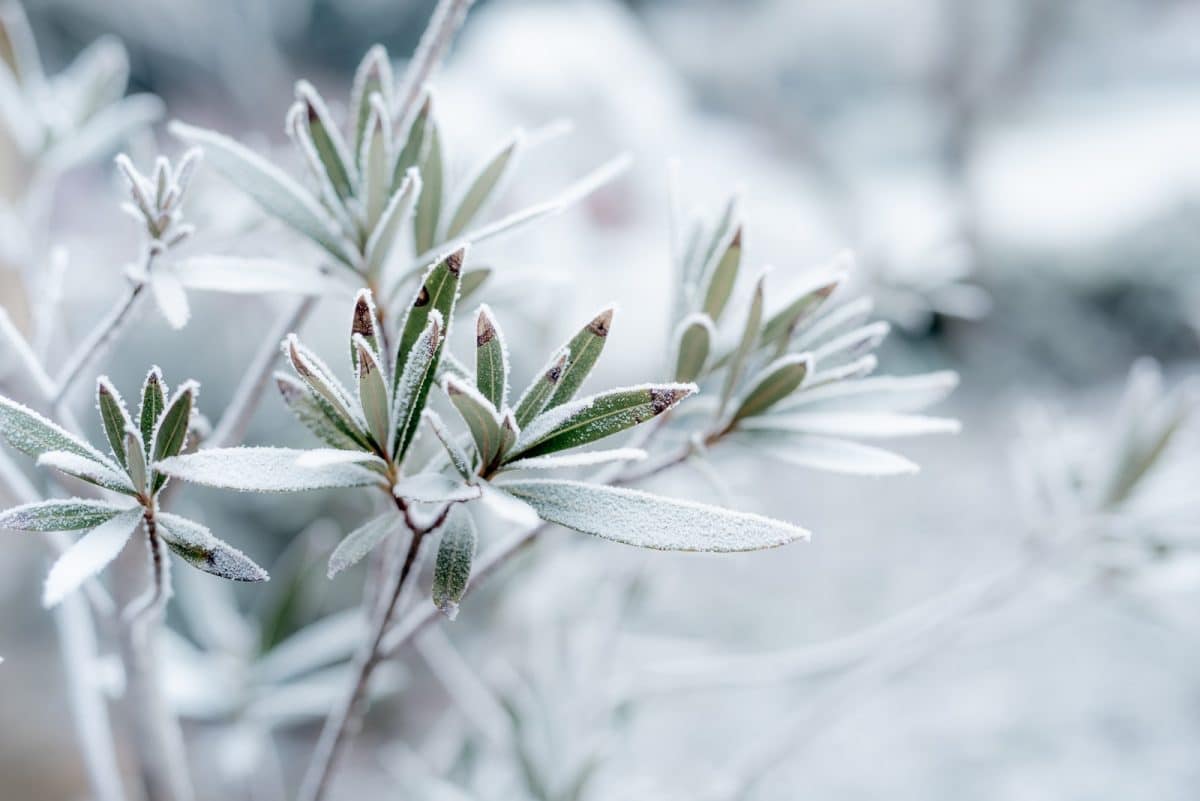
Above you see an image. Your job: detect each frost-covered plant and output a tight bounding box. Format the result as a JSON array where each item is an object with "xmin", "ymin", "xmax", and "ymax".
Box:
[{"xmin": 0, "ymin": 370, "xmax": 266, "ymax": 608}]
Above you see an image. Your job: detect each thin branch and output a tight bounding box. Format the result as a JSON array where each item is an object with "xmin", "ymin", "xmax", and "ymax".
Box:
[{"xmin": 207, "ymin": 296, "xmax": 317, "ymax": 448}]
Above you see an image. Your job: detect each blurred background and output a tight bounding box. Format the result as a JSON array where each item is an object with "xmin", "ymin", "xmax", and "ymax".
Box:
[{"xmin": 2, "ymin": 0, "xmax": 1200, "ymax": 799}]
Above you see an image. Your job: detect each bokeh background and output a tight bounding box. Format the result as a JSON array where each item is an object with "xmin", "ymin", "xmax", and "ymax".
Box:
[{"xmin": 2, "ymin": 1, "xmax": 1200, "ymax": 799}]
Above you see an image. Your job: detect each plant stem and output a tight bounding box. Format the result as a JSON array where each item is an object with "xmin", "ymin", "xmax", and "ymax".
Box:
[
  {"xmin": 53, "ymin": 271, "xmax": 149, "ymax": 405},
  {"xmin": 297, "ymin": 497, "xmax": 452, "ymax": 801},
  {"xmin": 207, "ymin": 296, "xmax": 317, "ymax": 448}
]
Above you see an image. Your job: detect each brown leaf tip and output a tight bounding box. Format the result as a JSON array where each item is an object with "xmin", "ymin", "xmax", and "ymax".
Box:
[
  {"xmin": 352, "ymin": 292, "xmax": 376, "ymax": 337},
  {"xmin": 650, "ymin": 384, "xmax": 696, "ymax": 415},
  {"xmin": 445, "ymin": 248, "xmax": 465, "ymax": 275},
  {"xmin": 476, "ymin": 309, "xmax": 496, "ymax": 347},
  {"xmin": 588, "ymin": 307, "xmax": 615, "ymax": 338},
  {"xmin": 276, "ymin": 376, "xmax": 302, "ymax": 403},
  {"xmin": 730, "ymin": 226, "xmax": 743, "ymax": 249}
]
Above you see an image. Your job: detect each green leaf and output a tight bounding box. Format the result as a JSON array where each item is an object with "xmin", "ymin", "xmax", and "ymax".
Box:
[
  {"xmin": 393, "ymin": 91, "xmax": 433, "ymax": 189},
  {"xmin": 38, "ymin": 451, "xmax": 136, "ymax": 496},
  {"xmin": 444, "ymin": 375, "xmax": 503, "ymax": 469},
  {"xmin": 392, "ymin": 311, "xmax": 444, "ymax": 461},
  {"xmin": 349, "ymin": 45, "xmax": 393, "ymax": 170},
  {"xmin": 510, "ymin": 384, "xmax": 695, "ymax": 461},
  {"xmin": 700, "ymin": 225, "xmax": 742, "ymax": 322},
  {"xmin": 413, "ymin": 118, "xmax": 444, "ymax": 254},
  {"xmin": 498, "ymin": 410, "xmax": 519, "ymax": 461},
  {"xmin": 96, "ymin": 377, "xmax": 131, "ymax": 467},
  {"xmin": 150, "ymin": 381, "xmax": 197, "ymax": 491},
  {"xmin": 424, "ymin": 410, "xmax": 474, "ymax": 480},
  {"xmin": 474, "ymin": 304, "xmax": 509, "ymax": 411},
  {"xmin": 276, "ymin": 374, "xmax": 370, "ymax": 451},
  {"xmin": 673, "ymin": 313, "xmax": 714, "ymax": 383},
  {"xmin": 365, "ymin": 169, "xmax": 420, "ymax": 279},
  {"xmin": 500, "ymin": 479, "xmax": 808, "ymax": 552},
  {"xmin": 157, "ymin": 447, "xmax": 382, "ymax": 493},
  {"xmin": 359, "ymin": 95, "xmax": 392, "ymax": 231},
  {"xmin": 169, "ymin": 121, "xmax": 357, "ymax": 268},
  {"xmin": 546, "ymin": 307, "xmax": 614, "ymax": 410},
  {"xmin": 124, "ymin": 428, "xmax": 147, "ymax": 494},
  {"xmin": 157, "ymin": 512, "xmax": 269, "ymax": 582},
  {"xmin": 719, "ymin": 271, "xmax": 766, "ymax": 415},
  {"xmin": 0, "ymin": 394, "xmax": 112, "ymax": 467},
  {"xmin": 138, "ymin": 366, "xmax": 166, "ymax": 452},
  {"xmin": 513, "ymin": 347, "xmax": 570, "ymax": 428},
  {"xmin": 445, "ymin": 132, "xmax": 523, "ymax": 239},
  {"xmin": 295, "ymin": 81, "xmax": 356, "ymax": 201},
  {"xmin": 0, "ymin": 499, "xmax": 130, "ymax": 532},
  {"xmin": 327, "ymin": 512, "xmax": 401, "ymax": 578},
  {"xmin": 285, "ymin": 334, "xmax": 364, "ymax": 438},
  {"xmin": 760, "ymin": 269, "xmax": 845, "ymax": 350},
  {"xmin": 432, "ymin": 506, "xmax": 477, "ymax": 620},
  {"xmin": 392, "ymin": 248, "xmax": 464, "ymax": 392},
  {"xmin": 731, "ymin": 354, "xmax": 811, "ymax": 423},
  {"xmin": 354, "ymin": 336, "xmax": 391, "ymax": 453}
]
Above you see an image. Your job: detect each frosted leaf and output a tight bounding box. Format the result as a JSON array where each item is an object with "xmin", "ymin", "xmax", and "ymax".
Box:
[
  {"xmin": 0, "ymin": 498, "xmax": 132, "ymax": 531},
  {"xmin": 794, "ymin": 296, "xmax": 874, "ymax": 350},
  {"xmin": 169, "ymin": 121, "xmax": 358, "ymax": 267},
  {"xmin": 295, "ymin": 449, "xmax": 384, "ymax": 469},
  {"xmin": 393, "ymin": 473, "xmax": 481, "ymax": 503},
  {"xmin": 512, "ymin": 345, "xmax": 570, "ymax": 428},
  {"xmin": 479, "ymin": 482, "xmax": 539, "ymax": 531},
  {"xmin": 0, "ymin": 394, "xmax": 113, "ymax": 466},
  {"xmin": 445, "ymin": 131, "xmax": 524, "ymax": 240},
  {"xmin": 38, "ymin": 451, "xmax": 135, "ymax": 496},
  {"xmin": 157, "ymin": 512, "xmax": 268, "ymax": 582},
  {"xmin": 473, "ymin": 304, "xmax": 510, "ymax": 411},
  {"xmin": 392, "ymin": 310, "xmax": 444, "ymax": 459},
  {"xmin": 747, "ymin": 413, "xmax": 961, "ymax": 439},
  {"xmin": 172, "ymin": 257, "xmax": 334, "ymax": 296},
  {"xmin": 730, "ymin": 354, "xmax": 812, "ymax": 423},
  {"xmin": 778, "ymin": 371, "xmax": 959, "ymax": 414},
  {"xmin": 327, "ymin": 513, "xmax": 402, "ymax": 578},
  {"xmin": 546, "ymin": 306, "xmax": 615, "ymax": 410},
  {"xmin": 431, "ymin": 506, "xmax": 477, "ymax": 620},
  {"xmin": 365, "ymin": 169, "xmax": 421, "ymax": 277},
  {"xmin": 742, "ymin": 431, "xmax": 918, "ymax": 476},
  {"xmin": 499, "ymin": 479, "xmax": 808, "ymax": 553},
  {"xmin": 157, "ymin": 447, "xmax": 381, "ymax": 493},
  {"xmin": 96, "ymin": 377, "xmax": 132, "ymax": 467},
  {"xmin": 43, "ymin": 508, "xmax": 142, "ymax": 607},
  {"xmin": 423, "ymin": 410, "xmax": 473, "ymax": 481},
  {"xmin": 673, "ymin": 313, "xmax": 715, "ymax": 383},
  {"xmin": 810, "ymin": 321, "xmax": 890, "ymax": 366},
  {"xmin": 719, "ymin": 270, "xmax": 766, "ymax": 414},
  {"xmin": 502, "ymin": 448, "xmax": 647, "ymax": 471}
]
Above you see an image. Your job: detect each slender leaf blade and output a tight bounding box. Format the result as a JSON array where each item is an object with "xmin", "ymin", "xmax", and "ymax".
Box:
[{"xmin": 432, "ymin": 506, "xmax": 477, "ymax": 620}]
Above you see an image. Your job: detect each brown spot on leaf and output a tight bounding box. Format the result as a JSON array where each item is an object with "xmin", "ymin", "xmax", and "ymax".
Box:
[
  {"xmin": 413, "ymin": 286, "xmax": 430, "ymax": 307},
  {"xmin": 476, "ymin": 312, "xmax": 496, "ymax": 347}
]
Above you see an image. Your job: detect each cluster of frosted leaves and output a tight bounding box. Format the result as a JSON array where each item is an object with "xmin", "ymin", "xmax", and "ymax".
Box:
[
  {"xmin": 0, "ymin": 1, "xmax": 162, "ymax": 171},
  {"xmin": 169, "ymin": 45, "xmax": 622, "ymax": 312},
  {"xmin": 0, "ymin": 368, "xmax": 267, "ymax": 608},
  {"xmin": 669, "ymin": 190, "xmax": 960, "ymax": 477},
  {"xmin": 1015, "ymin": 358, "xmax": 1199, "ymax": 561}
]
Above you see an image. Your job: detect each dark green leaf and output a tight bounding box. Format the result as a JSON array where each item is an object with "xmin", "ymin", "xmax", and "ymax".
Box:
[
  {"xmin": 546, "ymin": 307, "xmax": 613, "ymax": 410},
  {"xmin": 96, "ymin": 377, "xmax": 131, "ymax": 467},
  {"xmin": 295, "ymin": 81, "xmax": 356, "ymax": 200},
  {"xmin": 392, "ymin": 247, "xmax": 464, "ymax": 393},
  {"xmin": 474, "ymin": 304, "xmax": 509, "ymax": 411},
  {"xmin": 138, "ymin": 366, "xmax": 165, "ymax": 452},
  {"xmin": 151, "ymin": 381, "xmax": 197, "ymax": 491},
  {"xmin": 392, "ymin": 311, "xmax": 444, "ymax": 460},
  {"xmin": 731, "ymin": 354, "xmax": 811, "ymax": 423},
  {"xmin": 0, "ymin": 499, "xmax": 129, "ymax": 532},
  {"xmin": 513, "ymin": 346, "xmax": 570, "ymax": 428},
  {"xmin": 445, "ymin": 375, "xmax": 503, "ymax": 469}
]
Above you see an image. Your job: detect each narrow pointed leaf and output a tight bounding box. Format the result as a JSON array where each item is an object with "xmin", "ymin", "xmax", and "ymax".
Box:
[
  {"xmin": 97, "ymin": 378, "xmax": 132, "ymax": 467},
  {"xmin": 328, "ymin": 513, "xmax": 402, "ymax": 578},
  {"xmin": 43, "ymin": 508, "xmax": 142, "ymax": 607},
  {"xmin": 139, "ymin": 367, "xmax": 165, "ymax": 452},
  {"xmin": 285, "ymin": 335, "xmax": 364, "ymax": 437},
  {"xmin": 157, "ymin": 512, "xmax": 269, "ymax": 582},
  {"xmin": 393, "ymin": 92, "xmax": 432, "ymax": 189},
  {"xmin": 38, "ymin": 451, "xmax": 136, "ymax": 496},
  {"xmin": 514, "ymin": 347, "xmax": 570, "ymax": 428},
  {"xmin": 719, "ymin": 272, "xmax": 765, "ymax": 414},
  {"xmin": 349, "ymin": 289, "xmax": 381, "ymax": 372},
  {"xmin": 295, "ymin": 81, "xmax": 356, "ymax": 200},
  {"xmin": 350, "ymin": 46, "xmax": 393, "ymax": 169},
  {"xmin": 794, "ymin": 297, "xmax": 874, "ymax": 351},
  {"xmin": 359, "ymin": 96, "xmax": 392, "ymax": 229},
  {"xmin": 0, "ymin": 499, "xmax": 130, "ymax": 532},
  {"xmin": 157, "ymin": 448, "xmax": 381, "ymax": 492},
  {"xmin": 392, "ymin": 312, "xmax": 443, "ymax": 459},
  {"xmin": 445, "ymin": 132, "xmax": 523, "ymax": 239},
  {"xmin": 731, "ymin": 354, "xmax": 811, "ymax": 423},
  {"xmin": 151, "ymin": 381, "xmax": 197, "ymax": 491},
  {"xmin": 500, "ymin": 479, "xmax": 808, "ymax": 552},
  {"xmin": 511, "ymin": 384, "xmax": 694, "ymax": 460},
  {"xmin": 354, "ymin": 336, "xmax": 391, "ymax": 452},
  {"xmin": 673, "ymin": 313, "xmax": 714, "ymax": 383},
  {"xmin": 474, "ymin": 304, "xmax": 509, "ymax": 411},
  {"xmin": 276, "ymin": 374, "xmax": 369, "ymax": 451},
  {"xmin": 432, "ymin": 506, "xmax": 477, "ymax": 620},
  {"xmin": 424, "ymin": 410, "xmax": 474, "ymax": 480},
  {"xmin": 392, "ymin": 248, "xmax": 464, "ymax": 391},
  {"xmin": 498, "ymin": 411, "xmax": 519, "ymax": 461},
  {"xmin": 445, "ymin": 375, "xmax": 503, "ymax": 468},
  {"xmin": 546, "ymin": 307, "xmax": 613, "ymax": 410},
  {"xmin": 365, "ymin": 169, "xmax": 420, "ymax": 277},
  {"xmin": 700, "ymin": 226, "xmax": 742, "ymax": 322},
  {"xmin": 760, "ymin": 268, "xmax": 846, "ymax": 349},
  {"xmin": 124, "ymin": 428, "xmax": 147, "ymax": 494},
  {"xmin": 169, "ymin": 121, "xmax": 357, "ymax": 267},
  {"xmin": 413, "ymin": 119, "xmax": 443, "ymax": 254},
  {"xmin": 0, "ymin": 395, "xmax": 112, "ymax": 466}
]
